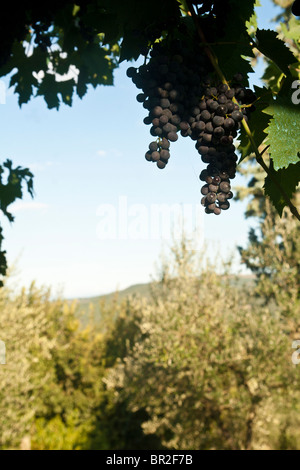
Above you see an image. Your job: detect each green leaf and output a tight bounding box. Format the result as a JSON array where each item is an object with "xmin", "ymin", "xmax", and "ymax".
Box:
[
  {"xmin": 280, "ymin": 16, "xmax": 300, "ymax": 44},
  {"xmin": 264, "ymin": 161, "xmax": 300, "ymax": 216},
  {"xmin": 58, "ymin": 79, "xmax": 75, "ymax": 106},
  {"xmin": 226, "ymin": 0, "xmax": 257, "ymax": 39},
  {"xmin": 0, "ymin": 160, "xmax": 34, "ymax": 221},
  {"xmin": 212, "ymin": 38, "xmax": 254, "ymax": 85},
  {"xmin": 119, "ymin": 31, "xmax": 147, "ymax": 63},
  {"xmin": 261, "ymin": 61, "xmax": 284, "ymax": 94},
  {"xmin": 238, "ymin": 86, "xmax": 273, "ymax": 162},
  {"xmin": 264, "ymin": 95, "xmax": 300, "ymax": 170},
  {"xmin": 36, "ymin": 73, "xmax": 60, "ymax": 109},
  {"xmin": 246, "ymin": 0, "xmax": 261, "ymax": 35},
  {"xmin": 255, "ymin": 29, "xmax": 296, "ymax": 75},
  {"xmin": 209, "ymin": 0, "xmax": 256, "ymax": 84}
]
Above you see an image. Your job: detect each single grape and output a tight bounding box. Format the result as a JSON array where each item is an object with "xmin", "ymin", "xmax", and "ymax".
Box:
[
  {"xmin": 215, "ymin": 105, "xmax": 227, "ymax": 116},
  {"xmin": 157, "ymin": 160, "xmax": 166, "ymax": 169},
  {"xmin": 161, "ymin": 138, "xmax": 170, "ymax": 149},
  {"xmin": 149, "ymin": 142, "xmax": 158, "ymax": 152},
  {"xmin": 231, "ymin": 110, "xmax": 243, "ymax": 122},
  {"xmin": 136, "ymin": 93, "xmax": 146, "ymax": 103},
  {"xmin": 168, "ymin": 132, "xmax": 178, "ymax": 142},
  {"xmin": 160, "ymin": 149, "xmax": 170, "ymax": 160},
  {"xmin": 199, "ymin": 170, "xmax": 208, "ymax": 181},
  {"xmin": 219, "ymin": 181, "xmax": 231, "ymax": 193},
  {"xmin": 152, "ymin": 106, "xmax": 163, "ymax": 117},
  {"xmin": 126, "ymin": 67, "xmax": 136, "ymax": 78},
  {"xmin": 201, "ymin": 185, "xmax": 209, "ymax": 195},
  {"xmin": 213, "ymin": 126, "xmax": 225, "ymax": 138},
  {"xmin": 159, "ymin": 114, "xmax": 169, "ymax": 125},
  {"xmin": 219, "ymin": 201, "xmax": 230, "ymax": 210},
  {"xmin": 208, "ymin": 183, "xmax": 219, "ymax": 193},
  {"xmin": 151, "ymin": 151, "xmax": 160, "ymax": 161},
  {"xmin": 217, "ymin": 192, "xmax": 227, "ymax": 203},
  {"xmin": 213, "ymin": 115, "xmax": 225, "ymax": 127},
  {"xmin": 200, "ymin": 110, "xmax": 211, "ymax": 122},
  {"xmin": 206, "ymin": 192, "xmax": 217, "ymax": 203}
]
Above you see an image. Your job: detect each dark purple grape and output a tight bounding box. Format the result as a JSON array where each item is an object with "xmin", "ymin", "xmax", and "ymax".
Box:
[
  {"xmin": 213, "ymin": 127, "xmax": 225, "ymax": 138},
  {"xmin": 157, "ymin": 160, "xmax": 166, "ymax": 169},
  {"xmin": 201, "ymin": 110, "xmax": 211, "ymax": 122},
  {"xmin": 159, "ymin": 114, "xmax": 169, "ymax": 125},
  {"xmin": 208, "ymin": 183, "xmax": 219, "ymax": 193},
  {"xmin": 168, "ymin": 132, "xmax": 178, "ymax": 142},
  {"xmin": 217, "ymin": 192, "xmax": 227, "ymax": 203},
  {"xmin": 201, "ymin": 185, "xmax": 209, "ymax": 195},
  {"xmin": 215, "ymin": 105, "xmax": 227, "ymax": 116},
  {"xmin": 231, "ymin": 110, "xmax": 243, "ymax": 122},
  {"xmin": 219, "ymin": 201, "xmax": 230, "ymax": 210},
  {"xmin": 224, "ymin": 118, "xmax": 235, "ymax": 131},
  {"xmin": 206, "ymin": 192, "xmax": 217, "ymax": 203},
  {"xmin": 151, "ymin": 151, "xmax": 160, "ymax": 161},
  {"xmin": 213, "ymin": 115, "xmax": 225, "ymax": 127},
  {"xmin": 220, "ymin": 181, "xmax": 231, "ymax": 193},
  {"xmin": 149, "ymin": 142, "xmax": 158, "ymax": 152},
  {"xmin": 126, "ymin": 67, "xmax": 136, "ymax": 78},
  {"xmin": 199, "ymin": 170, "xmax": 208, "ymax": 181},
  {"xmin": 160, "ymin": 149, "xmax": 170, "ymax": 160},
  {"xmin": 161, "ymin": 138, "xmax": 170, "ymax": 149},
  {"xmin": 153, "ymin": 106, "xmax": 163, "ymax": 117}
]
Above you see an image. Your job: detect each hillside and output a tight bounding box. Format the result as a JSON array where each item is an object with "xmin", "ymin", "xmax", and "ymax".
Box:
[{"xmin": 72, "ymin": 275, "xmax": 255, "ymax": 325}]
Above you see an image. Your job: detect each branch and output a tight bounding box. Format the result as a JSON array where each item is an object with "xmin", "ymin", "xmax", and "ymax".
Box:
[{"xmin": 186, "ymin": 0, "xmax": 300, "ymax": 222}]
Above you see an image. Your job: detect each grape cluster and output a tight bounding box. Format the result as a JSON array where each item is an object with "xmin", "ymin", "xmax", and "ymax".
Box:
[
  {"xmin": 197, "ymin": 78, "xmax": 256, "ymax": 214},
  {"xmin": 127, "ymin": 37, "xmax": 256, "ymax": 214},
  {"xmin": 127, "ymin": 38, "xmax": 212, "ymax": 169}
]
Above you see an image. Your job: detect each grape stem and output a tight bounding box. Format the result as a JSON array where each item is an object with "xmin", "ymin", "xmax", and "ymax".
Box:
[{"xmin": 186, "ymin": 0, "xmax": 300, "ymax": 221}]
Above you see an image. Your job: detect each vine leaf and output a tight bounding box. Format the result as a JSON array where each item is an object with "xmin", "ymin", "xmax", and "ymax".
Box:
[
  {"xmin": 261, "ymin": 61, "xmax": 284, "ymax": 94},
  {"xmin": 255, "ymin": 29, "xmax": 296, "ymax": 75},
  {"xmin": 264, "ymin": 95, "xmax": 300, "ymax": 170},
  {"xmin": 210, "ymin": 0, "xmax": 256, "ymax": 84},
  {"xmin": 238, "ymin": 86, "xmax": 273, "ymax": 162},
  {"xmin": 264, "ymin": 161, "xmax": 300, "ymax": 216},
  {"xmin": 246, "ymin": 0, "xmax": 261, "ymax": 36}
]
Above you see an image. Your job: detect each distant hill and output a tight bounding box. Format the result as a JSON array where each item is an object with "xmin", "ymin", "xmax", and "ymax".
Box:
[
  {"xmin": 71, "ymin": 275, "xmax": 255, "ymax": 325},
  {"xmin": 73, "ymin": 282, "xmax": 152, "ymax": 323}
]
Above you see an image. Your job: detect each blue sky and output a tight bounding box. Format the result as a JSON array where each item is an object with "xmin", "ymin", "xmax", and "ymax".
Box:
[{"xmin": 0, "ymin": 0, "xmax": 283, "ymax": 298}]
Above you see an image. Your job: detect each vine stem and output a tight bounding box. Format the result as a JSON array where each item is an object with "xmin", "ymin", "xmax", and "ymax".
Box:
[{"xmin": 186, "ymin": 0, "xmax": 300, "ymax": 221}]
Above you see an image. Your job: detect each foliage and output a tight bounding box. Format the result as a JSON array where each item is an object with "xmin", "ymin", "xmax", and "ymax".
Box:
[
  {"xmin": 0, "ymin": 160, "xmax": 34, "ymax": 285},
  {"xmin": 0, "ymin": 283, "xmax": 107, "ymax": 449},
  {"xmin": 239, "ymin": 196, "xmax": 300, "ymax": 317},
  {"xmin": 0, "ymin": 217, "xmax": 300, "ymax": 449},
  {"xmin": 104, "ymin": 237, "xmax": 300, "ymax": 450}
]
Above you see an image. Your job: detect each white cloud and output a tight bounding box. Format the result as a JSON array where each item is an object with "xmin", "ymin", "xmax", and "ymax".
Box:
[
  {"xmin": 97, "ymin": 150, "xmax": 107, "ymax": 157},
  {"xmin": 111, "ymin": 148, "xmax": 123, "ymax": 158},
  {"xmin": 28, "ymin": 161, "xmax": 57, "ymax": 172},
  {"xmin": 10, "ymin": 202, "xmax": 49, "ymax": 213},
  {"xmin": 96, "ymin": 149, "xmax": 123, "ymax": 158}
]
